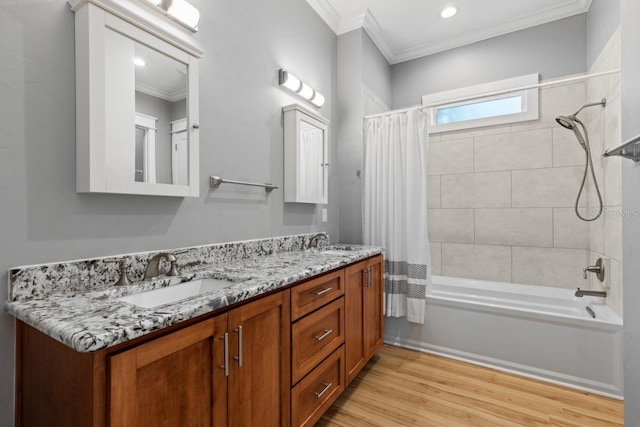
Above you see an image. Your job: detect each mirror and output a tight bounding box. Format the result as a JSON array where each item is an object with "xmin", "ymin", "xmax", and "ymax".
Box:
[
  {"xmin": 72, "ymin": 1, "xmax": 201, "ymax": 197},
  {"xmin": 283, "ymin": 104, "xmax": 329, "ymax": 204},
  {"xmin": 134, "ymin": 43, "xmax": 187, "ymax": 185}
]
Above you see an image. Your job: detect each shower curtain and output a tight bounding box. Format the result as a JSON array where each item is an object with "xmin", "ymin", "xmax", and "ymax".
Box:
[{"xmin": 362, "ymin": 109, "xmax": 431, "ymax": 324}]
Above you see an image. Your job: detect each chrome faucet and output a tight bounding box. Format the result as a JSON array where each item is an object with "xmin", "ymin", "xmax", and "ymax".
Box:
[
  {"xmin": 575, "ymin": 288, "xmax": 607, "ymax": 298},
  {"xmin": 144, "ymin": 252, "xmax": 178, "ymax": 279},
  {"xmin": 583, "ymin": 258, "xmax": 605, "ymax": 281},
  {"xmin": 308, "ymin": 233, "xmax": 327, "ymax": 249}
]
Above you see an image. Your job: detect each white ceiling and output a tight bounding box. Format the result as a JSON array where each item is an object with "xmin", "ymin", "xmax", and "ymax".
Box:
[{"xmin": 305, "ymin": 0, "xmax": 593, "ymax": 64}]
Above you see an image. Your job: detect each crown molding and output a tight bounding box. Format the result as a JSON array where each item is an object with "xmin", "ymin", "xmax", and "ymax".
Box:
[
  {"xmin": 304, "ymin": 0, "xmax": 341, "ymax": 34},
  {"xmin": 392, "ymin": 0, "xmax": 594, "ymax": 64},
  {"xmin": 306, "ymin": 0, "xmax": 593, "ymax": 65},
  {"xmin": 361, "ymin": 11, "xmax": 396, "ymax": 64}
]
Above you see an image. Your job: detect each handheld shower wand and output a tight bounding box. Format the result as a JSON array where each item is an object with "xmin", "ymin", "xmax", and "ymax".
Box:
[{"xmin": 555, "ymin": 99, "xmax": 606, "ymax": 222}]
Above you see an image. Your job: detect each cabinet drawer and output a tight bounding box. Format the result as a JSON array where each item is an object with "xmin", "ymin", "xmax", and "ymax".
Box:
[
  {"xmin": 291, "ymin": 270, "xmax": 344, "ymax": 321},
  {"xmin": 292, "ymin": 346, "xmax": 345, "ymax": 427},
  {"xmin": 292, "ymin": 297, "xmax": 344, "ymax": 384}
]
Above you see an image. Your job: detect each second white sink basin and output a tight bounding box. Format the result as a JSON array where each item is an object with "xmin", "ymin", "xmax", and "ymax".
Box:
[
  {"xmin": 322, "ymin": 250, "xmax": 356, "ymax": 256},
  {"xmin": 117, "ymin": 278, "xmax": 234, "ymax": 308}
]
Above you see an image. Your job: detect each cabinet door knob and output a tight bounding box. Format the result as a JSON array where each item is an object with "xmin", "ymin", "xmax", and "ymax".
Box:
[{"xmin": 192, "ymin": 123, "xmax": 200, "ymax": 129}]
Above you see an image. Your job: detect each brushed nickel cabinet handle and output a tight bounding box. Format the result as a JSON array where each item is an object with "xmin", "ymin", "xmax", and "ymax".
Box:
[
  {"xmin": 314, "ymin": 382, "xmax": 333, "ymax": 399},
  {"xmin": 314, "ymin": 329, "xmax": 333, "ymax": 341},
  {"xmin": 314, "ymin": 287, "xmax": 332, "ymax": 296},
  {"xmin": 363, "ymin": 268, "xmax": 369, "ymax": 287},
  {"xmin": 233, "ymin": 326, "xmax": 243, "ymax": 367},
  {"xmin": 368, "ymin": 267, "xmax": 373, "ymax": 288},
  {"xmin": 219, "ymin": 332, "xmax": 229, "ymax": 377}
]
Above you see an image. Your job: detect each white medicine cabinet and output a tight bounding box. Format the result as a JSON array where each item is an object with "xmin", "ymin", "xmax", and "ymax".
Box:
[
  {"xmin": 69, "ymin": 0, "xmax": 202, "ymax": 197},
  {"xmin": 283, "ymin": 104, "xmax": 329, "ymax": 204}
]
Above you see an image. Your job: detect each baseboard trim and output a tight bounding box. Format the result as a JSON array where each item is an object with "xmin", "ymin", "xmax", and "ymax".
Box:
[{"xmin": 384, "ymin": 337, "xmax": 623, "ymax": 400}]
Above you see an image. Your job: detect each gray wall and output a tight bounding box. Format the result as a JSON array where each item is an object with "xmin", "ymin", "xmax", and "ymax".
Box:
[
  {"xmin": 362, "ymin": 31, "xmax": 392, "ymax": 109},
  {"xmin": 621, "ymin": 0, "xmax": 640, "ymax": 422},
  {"xmin": 391, "ymin": 15, "xmax": 587, "ymax": 108},
  {"xmin": 337, "ymin": 30, "xmax": 364, "ymax": 244},
  {"xmin": 0, "ymin": 0, "xmax": 337, "ymax": 421},
  {"xmin": 587, "ymin": 0, "xmax": 621, "ymax": 68},
  {"xmin": 337, "ymin": 29, "xmax": 393, "ymax": 245}
]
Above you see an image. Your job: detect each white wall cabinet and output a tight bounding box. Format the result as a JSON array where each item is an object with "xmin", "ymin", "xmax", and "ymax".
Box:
[
  {"xmin": 283, "ymin": 104, "xmax": 329, "ymax": 204},
  {"xmin": 69, "ymin": 0, "xmax": 202, "ymax": 197}
]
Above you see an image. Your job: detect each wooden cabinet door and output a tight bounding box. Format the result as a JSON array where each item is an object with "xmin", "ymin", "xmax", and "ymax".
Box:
[
  {"xmin": 344, "ymin": 260, "xmax": 367, "ymax": 385},
  {"xmin": 364, "ymin": 255, "xmax": 384, "ymax": 359},
  {"xmin": 108, "ymin": 316, "xmax": 224, "ymax": 427},
  {"xmin": 227, "ymin": 291, "xmax": 291, "ymax": 427}
]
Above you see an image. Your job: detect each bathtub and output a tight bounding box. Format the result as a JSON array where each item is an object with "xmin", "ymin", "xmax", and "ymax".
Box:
[{"xmin": 384, "ymin": 275, "xmax": 623, "ymax": 399}]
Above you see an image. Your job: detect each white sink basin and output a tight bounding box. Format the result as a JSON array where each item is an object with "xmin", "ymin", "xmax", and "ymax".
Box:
[
  {"xmin": 117, "ymin": 278, "xmax": 234, "ymax": 308},
  {"xmin": 322, "ymin": 250, "xmax": 356, "ymax": 256},
  {"xmin": 321, "ymin": 246, "xmax": 358, "ymax": 256}
]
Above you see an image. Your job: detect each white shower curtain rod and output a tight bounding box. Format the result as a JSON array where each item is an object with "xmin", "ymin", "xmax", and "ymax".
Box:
[{"xmin": 363, "ymin": 69, "xmax": 621, "ymax": 120}]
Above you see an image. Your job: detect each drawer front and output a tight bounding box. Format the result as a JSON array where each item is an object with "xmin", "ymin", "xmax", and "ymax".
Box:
[
  {"xmin": 291, "ymin": 270, "xmax": 344, "ymax": 321},
  {"xmin": 292, "ymin": 297, "xmax": 345, "ymax": 384},
  {"xmin": 292, "ymin": 346, "xmax": 345, "ymax": 427}
]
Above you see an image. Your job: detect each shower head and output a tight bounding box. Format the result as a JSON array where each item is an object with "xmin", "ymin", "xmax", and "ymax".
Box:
[
  {"xmin": 555, "ymin": 98, "xmax": 606, "ymax": 132},
  {"xmin": 555, "ymin": 115, "xmax": 576, "ymax": 130}
]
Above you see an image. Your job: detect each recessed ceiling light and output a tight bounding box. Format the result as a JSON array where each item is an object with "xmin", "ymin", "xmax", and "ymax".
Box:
[
  {"xmin": 440, "ymin": 6, "xmax": 459, "ymax": 19},
  {"xmin": 134, "ymin": 58, "xmax": 147, "ymax": 67}
]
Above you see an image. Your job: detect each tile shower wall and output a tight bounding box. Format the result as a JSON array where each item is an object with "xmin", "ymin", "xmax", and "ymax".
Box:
[
  {"xmin": 427, "ymin": 79, "xmax": 592, "ymax": 288},
  {"xmin": 586, "ymin": 28, "xmax": 623, "ymax": 316}
]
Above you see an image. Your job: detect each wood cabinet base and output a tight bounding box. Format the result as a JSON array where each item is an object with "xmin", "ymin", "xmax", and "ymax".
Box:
[{"xmin": 15, "ymin": 255, "xmax": 383, "ymax": 427}]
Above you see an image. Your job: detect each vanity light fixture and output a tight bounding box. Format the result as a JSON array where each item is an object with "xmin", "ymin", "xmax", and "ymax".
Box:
[
  {"xmin": 440, "ymin": 5, "xmax": 459, "ymax": 18},
  {"xmin": 279, "ymin": 69, "xmax": 325, "ymax": 108},
  {"xmin": 143, "ymin": 0, "xmax": 200, "ymax": 31}
]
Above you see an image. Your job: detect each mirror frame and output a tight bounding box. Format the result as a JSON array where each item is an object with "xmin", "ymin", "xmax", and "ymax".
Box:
[
  {"xmin": 70, "ymin": 0, "xmax": 202, "ymax": 197},
  {"xmin": 283, "ymin": 104, "xmax": 329, "ymax": 204}
]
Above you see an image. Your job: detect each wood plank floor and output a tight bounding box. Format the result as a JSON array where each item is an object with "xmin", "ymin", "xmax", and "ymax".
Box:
[{"xmin": 318, "ymin": 345, "xmax": 623, "ymax": 427}]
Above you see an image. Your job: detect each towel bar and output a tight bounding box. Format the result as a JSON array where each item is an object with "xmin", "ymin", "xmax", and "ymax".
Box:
[{"xmin": 209, "ymin": 176, "xmax": 278, "ymax": 192}]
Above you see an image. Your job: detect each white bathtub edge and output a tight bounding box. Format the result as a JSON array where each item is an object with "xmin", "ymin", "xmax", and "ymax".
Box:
[{"xmin": 384, "ymin": 337, "xmax": 624, "ymax": 400}]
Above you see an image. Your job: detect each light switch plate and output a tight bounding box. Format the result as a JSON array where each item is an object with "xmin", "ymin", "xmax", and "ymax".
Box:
[{"xmin": 322, "ymin": 208, "xmax": 328, "ymax": 223}]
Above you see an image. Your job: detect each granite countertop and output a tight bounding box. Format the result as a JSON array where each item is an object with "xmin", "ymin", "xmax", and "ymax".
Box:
[{"xmin": 5, "ymin": 245, "xmax": 383, "ymax": 353}]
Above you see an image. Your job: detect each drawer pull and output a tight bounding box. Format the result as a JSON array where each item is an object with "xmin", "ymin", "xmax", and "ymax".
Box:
[
  {"xmin": 314, "ymin": 329, "xmax": 333, "ymax": 341},
  {"xmin": 314, "ymin": 382, "xmax": 333, "ymax": 399},
  {"xmin": 314, "ymin": 287, "xmax": 333, "ymax": 296}
]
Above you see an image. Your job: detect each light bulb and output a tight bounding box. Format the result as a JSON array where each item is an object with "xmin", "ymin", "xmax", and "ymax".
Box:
[
  {"xmin": 298, "ymin": 82, "xmax": 314, "ymax": 100},
  {"xmin": 167, "ymin": 0, "xmax": 200, "ymax": 29},
  {"xmin": 280, "ymin": 71, "xmax": 302, "ymax": 92},
  {"xmin": 440, "ymin": 6, "xmax": 458, "ymax": 18},
  {"xmin": 134, "ymin": 58, "xmax": 147, "ymax": 67},
  {"xmin": 310, "ymin": 91, "xmax": 325, "ymax": 108}
]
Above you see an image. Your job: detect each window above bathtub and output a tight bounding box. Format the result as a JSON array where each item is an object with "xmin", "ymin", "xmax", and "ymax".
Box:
[{"xmin": 422, "ymin": 73, "xmax": 539, "ymax": 133}]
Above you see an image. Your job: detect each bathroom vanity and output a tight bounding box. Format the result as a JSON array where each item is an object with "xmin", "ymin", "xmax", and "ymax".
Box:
[{"xmin": 7, "ymin": 235, "xmax": 383, "ymax": 426}]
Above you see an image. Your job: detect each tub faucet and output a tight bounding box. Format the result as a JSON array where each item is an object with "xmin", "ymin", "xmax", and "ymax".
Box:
[
  {"xmin": 583, "ymin": 258, "xmax": 605, "ymax": 281},
  {"xmin": 575, "ymin": 288, "xmax": 607, "ymax": 298},
  {"xmin": 144, "ymin": 252, "xmax": 178, "ymax": 279}
]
